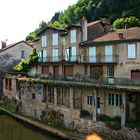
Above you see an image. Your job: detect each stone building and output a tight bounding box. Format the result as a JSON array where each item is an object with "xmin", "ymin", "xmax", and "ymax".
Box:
[
  {"xmin": 0, "ymin": 41, "xmax": 33, "ymax": 95},
  {"xmin": 2, "ymin": 18, "xmax": 140, "ymax": 127},
  {"xmin": 0, "ymin": 40, "xmax": 33, "ymax": 71}
]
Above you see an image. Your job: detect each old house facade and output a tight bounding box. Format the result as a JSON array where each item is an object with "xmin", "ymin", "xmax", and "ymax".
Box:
[{"xmin": 2, "ymin": 18, "xmax": 140, "ymax": 128}]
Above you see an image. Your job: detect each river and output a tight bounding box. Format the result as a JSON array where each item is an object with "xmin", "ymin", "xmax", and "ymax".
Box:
[{"xmin": 0, "ymin": 112, "xmax": 63, "ymax": 140}]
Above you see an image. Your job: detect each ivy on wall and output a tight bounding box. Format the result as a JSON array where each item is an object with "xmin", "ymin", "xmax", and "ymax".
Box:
[{"xmin": 12, "ymin": 48, "xmax": 38, "ymax": 72}]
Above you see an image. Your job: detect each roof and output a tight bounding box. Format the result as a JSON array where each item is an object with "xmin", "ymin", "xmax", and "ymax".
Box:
[
  {"xmin": 37, "ymin": 26, "xmax": 66, "ymax": 36},
  {"xmin": 0, "ymin": 40, "xmax": 33, "ymax": 53},
  {"xmin": 87, "ymin": 20, "xmax": 101, "ymax": 28},
  {"xmin": 65, "ymin": 24, "xmax": 81, "ymax": 29},
  {"xmin": 82, "ymin": 27, "xmax": 140, "ymax": 46}
]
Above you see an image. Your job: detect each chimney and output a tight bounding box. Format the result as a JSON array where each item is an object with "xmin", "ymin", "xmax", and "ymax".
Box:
[
  {"xmin": 124, "ymin": 22, "xmax": 129, "ymax": 29},
  {"xmin": 81, "ymin": 16, "xmax": 87, "ymax": 42},
  {"xmin": 1, "ymin": 41, "xmax": 6, "ymax": 48},
  {"xmin": 118, "ymin": 33, "xmax": 124, "ymax": 39}
]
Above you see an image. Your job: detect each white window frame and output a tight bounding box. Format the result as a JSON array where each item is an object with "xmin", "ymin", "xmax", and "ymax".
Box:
[
  {"xmin": 70, "ymin": 30, "xmax": 76, "ymax": 44},
  {"xmin": 108, "ymin": 93, "xmax": 122, "ymax": 106},
  {"xmin": 53, "ymin": 48, "xmax": 58, "ymax": 61},
  {"xmin": 38, "ymin": 51, "xmax": 42, "ymax": 61},
  {"xmin": 43, "ymin": 50, "xmax": 47, "ymax": 62},
  {"xmin": 128, "ymin": 44, "xmax": 136, "ymax": 59},
  {"xmin": 42, "ymin": 36, "xmax": 47, "ymax": 47},
  {"xmin": 105, "ymin": 45, "xmax": 113, "ymax": 62},
  {"xmin": 89, "ymin": 47, "xmax": 96, "ymax": 62},
  {"xmin": 71, "ymin": 47, "xmax": 76, "ymax": 61},
  {"xmin": 65, "ymin": 48, "xmax": 70, "ymax": 61},
  {"xmin": 52, "ymin": 33, "xmax": 58, "ymax": 46},
  {"xmin": 87, "ymin": 96, "xmax": 92, "ymax": 105}
]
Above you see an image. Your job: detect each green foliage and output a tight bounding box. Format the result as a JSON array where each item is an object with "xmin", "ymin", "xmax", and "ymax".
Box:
[
  {"xmin": 98, "ymin": 114, "xmax": 121, "ymax": 130},
  {"xmin": 26, "ymin": 0, "xmax": 140, "ymax": 39},
  {"xmin": 41, "ymin": 109, "xmax": 63, "ymax": 126},
  {"xmin": 13, "ymin": 48, "xmax": 38, "ymax": 72},
  {"xmin": 25, "ymin": 32, "xmax": 37, "ymax": 41},
  {"xmin": 113, "ymin": 16, "xmax": 140, "ymax": 29}
]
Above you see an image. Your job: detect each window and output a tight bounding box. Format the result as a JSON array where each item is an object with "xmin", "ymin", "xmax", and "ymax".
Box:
[
  {"xmin": 48, "ymin": 86, "xmax": 54, "ymax": 103},
  {"xmin": 116, "ymin": 94, "xmax": 122, "ymax": 106},
  {"xmin": 105, "ymin": 45, "xmax": 113, "ymax": 62},
  {"xmin": 43, "ymin": 50, "xmax": 47, "ymax": 62},
  {"xmin": 71, "ymin": 47, "xmax": 76, "ymax": 61},
  {"xmin": 108, "ymin": 94, "xmax": 114, "ymax": 105},
  {"xmin": 108, "ymin": 93, "xmax": 122, "ymax": 106},
  {"xmin": 128, "ymin": 44, "xmax": 136, "ymax": 59},
  {"xmin": 108, "ymin": 66, "xmax": 114, "ymax": 78},
  {"xmin": 32, "ymin": 93, "xmax": 35, "ymax": 99},
  {"xmin": 42, "ymin": 36, "xmax": 47, "ymax": 47},
  {"xmin": 87, "ymin": 96, "xmax": 92, "ymax": 105},
  {"xmin": 5, "ymin": 78, "xmax": 12, "ymax": 91},
  {"xmin": 53, "ymin": 48, "xmax": 58, "ymax": 61},
  {"xmin": 65, "ymin": 48, "xmax": 70, "ymax": 61},
  {"xmin": 52, "ymin": 33, "xmax": 58, "ymax": 46},
  {"xmin": 89, "ymin": 47, "xmax": 96, "ymax": 62},
  {"xmin": 70, "ymin": 30, "xmax": 76, "ymax": 43},
  {"xmin": 21, "ymin": 50, "xmax": 24, "ymax": 58},
  {"xmin": 38, "ymin": 51, "xmax": 42, "ymax": 62}
]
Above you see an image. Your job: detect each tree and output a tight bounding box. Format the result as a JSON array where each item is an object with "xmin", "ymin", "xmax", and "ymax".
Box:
[
  {"xmin": 25, "ymin": 32, "xmax": 37, "ymax": 41},
  {"xmin": 113, "ymin": 16, "xmax": 140, "ymax": 29}
]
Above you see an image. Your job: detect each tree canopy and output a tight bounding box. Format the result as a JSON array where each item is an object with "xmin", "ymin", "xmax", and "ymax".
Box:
[
  {"xmin": 25, "ymin": 0, "xmax": 140, "ymax": 40},
  {"xmin": 113, "ymin": 16, "xmax": 140, "ymax": 29}
]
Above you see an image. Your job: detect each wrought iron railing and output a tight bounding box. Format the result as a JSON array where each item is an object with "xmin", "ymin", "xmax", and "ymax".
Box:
[{"xmin": 38, "ymin": 55, "xmax": 119, "ymax": 64}]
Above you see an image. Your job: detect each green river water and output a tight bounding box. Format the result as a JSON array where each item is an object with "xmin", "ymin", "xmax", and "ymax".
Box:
[{"xmin": 0, "ymin": 114, "xmax": 63, "ymax": 140}]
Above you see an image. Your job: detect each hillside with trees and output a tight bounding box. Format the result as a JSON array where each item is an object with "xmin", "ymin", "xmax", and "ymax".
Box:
[{"xmin": 26, "ymin": 0, "xmax": 140, "ymax": 41}]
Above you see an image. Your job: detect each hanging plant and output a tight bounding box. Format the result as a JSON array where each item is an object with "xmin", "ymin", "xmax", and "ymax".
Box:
[{"xmin": 12, "ymin": 48, "xmax": 38, "ymax": 72}]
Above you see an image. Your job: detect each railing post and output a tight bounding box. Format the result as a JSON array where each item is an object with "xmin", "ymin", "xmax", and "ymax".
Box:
[{"xmin": 121, "ymin": 92, "xmax": 126, "ymax": 127}]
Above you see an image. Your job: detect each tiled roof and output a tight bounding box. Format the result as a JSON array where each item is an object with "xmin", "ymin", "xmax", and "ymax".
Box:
[
  {"xmin": 86, "ymin": 27, "xmax": 140, "ymax": 44},
  {"xmin": 37, "ymin": 26, "xmax": 66, "ymax": 36},
  {"xmin": 87, "ymin": 20, "xmax": 101, "ymax": 28}
]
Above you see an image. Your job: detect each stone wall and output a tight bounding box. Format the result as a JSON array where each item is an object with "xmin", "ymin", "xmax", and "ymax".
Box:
[
  {"xmin": 47, "ymin": 104, "xmax": 140, "ymax": 140},
  {"xmin": 19, "ymin": 81, "xmax": 46, "ymax": 119}
]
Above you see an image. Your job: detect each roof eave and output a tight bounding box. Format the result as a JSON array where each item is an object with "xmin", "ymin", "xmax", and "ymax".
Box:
[{"xmin": 80, "ymin": 38, "xmax": 140, "ymax": 47}]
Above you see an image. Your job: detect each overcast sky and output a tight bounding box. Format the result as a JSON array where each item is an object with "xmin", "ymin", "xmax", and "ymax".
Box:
[{"xmin": 0, "ymin": 0, "xmax": 77, "ymax": 45}]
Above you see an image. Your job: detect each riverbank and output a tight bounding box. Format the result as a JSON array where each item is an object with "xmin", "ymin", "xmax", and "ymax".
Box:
[{"xmin": 0, "ymin": 107, "xmax": 84, "ymax": 140}]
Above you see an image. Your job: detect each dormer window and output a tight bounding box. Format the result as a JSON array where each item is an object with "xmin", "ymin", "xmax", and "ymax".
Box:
[
  {"xmin": 52, "ymin": 33, "xmax": 58, "ymax": 46},
  {"xmin": 42, "ymin": 35, "xmax": 47, "ymax": 47},
  {"xmin": 70, "ymin": 30, "xmax": 76, "ymax": 44}
]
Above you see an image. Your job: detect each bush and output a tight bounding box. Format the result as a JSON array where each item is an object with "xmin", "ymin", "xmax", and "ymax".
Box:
[
  {"xmin": 41, "ymin": 109, "xmax": 64, "ymax": 126},
  {"xmin": 113, "ymin": 16, "xmax": 140, "ymax": 29},
  {"xmin": 13, "ymin": 48, "xmax": 38, "ymax": 72}
]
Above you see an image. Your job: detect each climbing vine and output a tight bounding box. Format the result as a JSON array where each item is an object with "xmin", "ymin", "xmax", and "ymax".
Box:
[{"xmin": 13, "ymin": 48, "xmax": 38, "ymax": 72}]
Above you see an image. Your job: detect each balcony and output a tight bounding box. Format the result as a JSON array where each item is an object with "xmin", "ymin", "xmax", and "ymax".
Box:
[
  {"xmin": 38, "ymin": 55, "xmax": 119, "ymax": 64},
  {"xmin": 30, "ymin": 73, "xmax": 140, "ymax": 86},
  {"xmin": 81, "ymin": 55, "xmax": 119, "ymax": 64},
  {"xmin": 38, "ymin": 55, "xmax": 81, "ymax": 63}
]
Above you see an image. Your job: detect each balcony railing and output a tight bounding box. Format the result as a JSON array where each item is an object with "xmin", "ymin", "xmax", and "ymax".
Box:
[
  {"xmin": 38, "ymin": 55, "xmax": 119, "ymax": 64},
  {"xmin": 29, "ymin": 73, "xmax": 140, "ymax": 86},
  {"xmin": 82, "ymin": 55, "xmax": 119, "ymax": 64}
]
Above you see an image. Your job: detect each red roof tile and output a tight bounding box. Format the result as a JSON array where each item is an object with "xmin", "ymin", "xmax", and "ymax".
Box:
[{"xmin": 92, "ymin": 27, "xmax": 140, "ymax": 42}]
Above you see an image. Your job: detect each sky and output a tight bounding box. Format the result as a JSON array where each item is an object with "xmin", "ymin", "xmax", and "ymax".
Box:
[{"xmin": 0, "ymin": 0, "xmax": 78, "ymax": 45}]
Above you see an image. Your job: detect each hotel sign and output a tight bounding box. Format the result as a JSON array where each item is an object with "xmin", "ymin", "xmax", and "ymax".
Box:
[{"xmin": 126, "ymin": 61, "xmax": 140, "ymax": 64}]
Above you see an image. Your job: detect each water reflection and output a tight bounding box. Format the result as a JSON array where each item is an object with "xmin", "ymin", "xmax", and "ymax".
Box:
[{"xmin": 0, "ymin": 114, "xmax": 62, "ymax": 140}]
